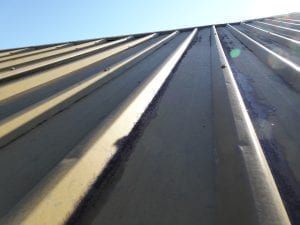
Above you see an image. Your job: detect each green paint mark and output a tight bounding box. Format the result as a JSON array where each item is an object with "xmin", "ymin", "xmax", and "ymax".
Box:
[{"xmin": 230, "ymin": 48, "xmax": 241, "ymax": 58}]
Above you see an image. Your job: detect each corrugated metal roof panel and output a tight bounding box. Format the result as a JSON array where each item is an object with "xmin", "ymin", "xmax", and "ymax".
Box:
[{"xmin": 0, "ymin": 12, "xmax": 299, "ymax": 225}]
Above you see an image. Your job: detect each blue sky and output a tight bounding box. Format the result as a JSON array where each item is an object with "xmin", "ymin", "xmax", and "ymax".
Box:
[{"xmin": 0, "ymin": 0, "xmax": 299, "ymax": 50}]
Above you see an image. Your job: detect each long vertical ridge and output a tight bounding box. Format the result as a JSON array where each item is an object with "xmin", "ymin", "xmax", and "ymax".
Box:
[
  {"xmin": 212, "ymin": 25, "xmax": 290, "ymax": 225},
  {"xmin": 0, "ymin": 28, "xmax": 197, "ymax": 225}
]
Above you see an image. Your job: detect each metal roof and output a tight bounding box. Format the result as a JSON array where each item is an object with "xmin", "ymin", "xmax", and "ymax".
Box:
[{"xmin": 0, "ymin": 12, "xmax": 299, "ymax": 225}]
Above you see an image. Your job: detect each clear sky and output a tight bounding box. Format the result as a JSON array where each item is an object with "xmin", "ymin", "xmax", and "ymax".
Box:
[{"xmin": 0, "ymin": 0, "xmax": 299, "ymax": 50}]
